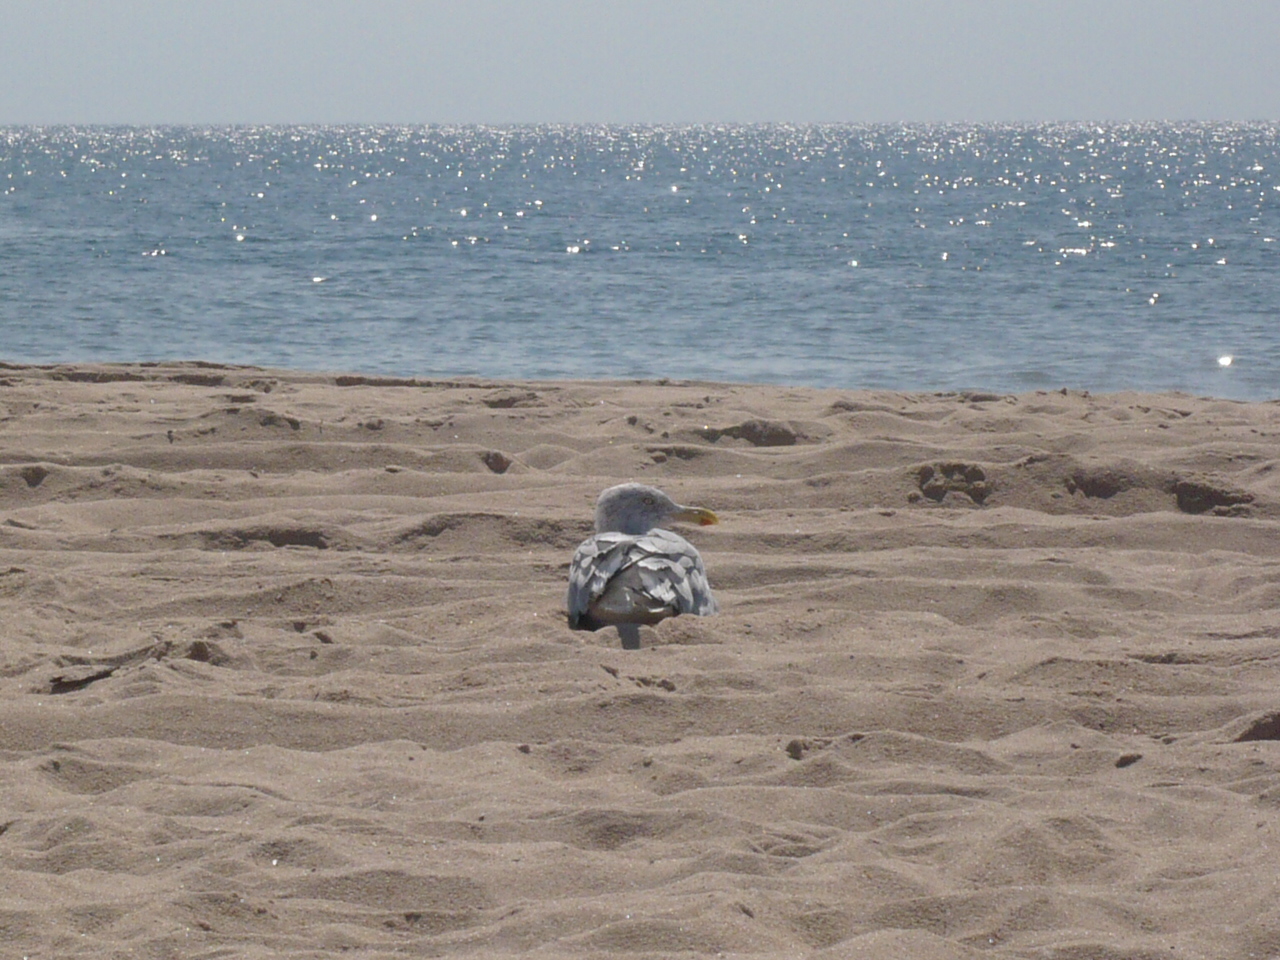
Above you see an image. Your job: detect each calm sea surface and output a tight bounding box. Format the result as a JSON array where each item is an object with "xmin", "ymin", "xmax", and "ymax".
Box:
[{"xmin": 2, "ymin": 124, "xmax": 1278, "ymax": 398}]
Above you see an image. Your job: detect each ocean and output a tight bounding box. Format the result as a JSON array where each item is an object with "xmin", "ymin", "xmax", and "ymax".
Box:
[{"xmin": 2, "ymin": 123, "xmax": 1277, "ymax": 399}]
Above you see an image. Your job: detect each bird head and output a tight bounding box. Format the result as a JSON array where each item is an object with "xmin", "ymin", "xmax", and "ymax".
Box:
[{"xmin": 594, "ymin": 482, "xmax": 719, "ymax": 535}]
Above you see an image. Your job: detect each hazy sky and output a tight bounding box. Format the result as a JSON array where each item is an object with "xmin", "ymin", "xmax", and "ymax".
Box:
[{"xmin": 2, "ymin": 0, "xmax": 1278, "ymax": 124}]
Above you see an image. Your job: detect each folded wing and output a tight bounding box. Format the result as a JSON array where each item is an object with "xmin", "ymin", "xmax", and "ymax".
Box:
[{"xmin": 567, "ymin": 528, "xmax": 718, "ymax": 632}]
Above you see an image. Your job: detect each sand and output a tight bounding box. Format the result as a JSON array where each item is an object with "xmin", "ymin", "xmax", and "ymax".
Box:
[{"xmin": 2, "ymin": 362, "xmax": 1280, "ymax": 959}]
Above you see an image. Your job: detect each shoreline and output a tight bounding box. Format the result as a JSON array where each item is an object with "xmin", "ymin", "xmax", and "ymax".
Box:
[
  {"xmin": 3, "ymin": 357, "xmax": 1273, "ymax": 402},
  {"xmin": 2, "ymin": 361, "xmax": 1279, "ymax": 957}
]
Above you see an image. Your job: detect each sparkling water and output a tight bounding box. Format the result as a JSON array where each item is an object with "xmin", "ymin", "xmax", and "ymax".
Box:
[{"xmin": 2, "ymin": 123, "xmax": 1278, "ymax": 398}]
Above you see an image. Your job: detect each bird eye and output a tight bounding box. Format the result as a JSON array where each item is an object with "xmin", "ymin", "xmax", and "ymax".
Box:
[{"xmin": 642, "ymin": 496, "xmax": 654, "ymax": 505}]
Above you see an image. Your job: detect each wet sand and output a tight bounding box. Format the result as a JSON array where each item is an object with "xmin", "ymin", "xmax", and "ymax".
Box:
[{"xmin": 2, "ymin": 362, "xmax": 1280, "ymax": 958}]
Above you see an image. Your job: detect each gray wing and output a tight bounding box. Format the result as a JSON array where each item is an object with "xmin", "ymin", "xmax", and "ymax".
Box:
[{"xmin": 567, "ymin": 529, "xmax": 717, "ymax": 632}]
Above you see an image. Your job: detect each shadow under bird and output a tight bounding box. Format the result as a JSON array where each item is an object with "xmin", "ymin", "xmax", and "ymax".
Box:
[{"xmin": 567, "ymin": 483, "xmax": 720, "ymax": 650}]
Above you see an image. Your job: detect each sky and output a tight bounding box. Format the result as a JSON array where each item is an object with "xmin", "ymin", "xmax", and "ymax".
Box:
[{"xmin": 2, "ymin": 0, "xmax": 1278, "ymax": 125}]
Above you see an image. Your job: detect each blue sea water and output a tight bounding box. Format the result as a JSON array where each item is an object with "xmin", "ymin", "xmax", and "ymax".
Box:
[{"xmin": 1, "ymin": 123, "xmax": 1278, "ymax": 398}]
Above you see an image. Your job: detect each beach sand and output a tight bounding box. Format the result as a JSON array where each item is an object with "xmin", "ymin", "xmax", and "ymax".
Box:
[{"xmin": 2, "ymin": 362, "xmax": 1280, "ymax": 958}]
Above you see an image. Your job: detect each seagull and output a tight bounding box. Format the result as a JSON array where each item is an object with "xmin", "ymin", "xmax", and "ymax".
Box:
[{"xmin": 567, "ymin": 483, "xmax": 719, "ymax": 649}]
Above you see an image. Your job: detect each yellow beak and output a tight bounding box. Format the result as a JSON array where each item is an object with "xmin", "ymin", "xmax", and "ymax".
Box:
[{"xmin": 672, "ymin": 506, "xmax": 719, "ymax": 527}]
